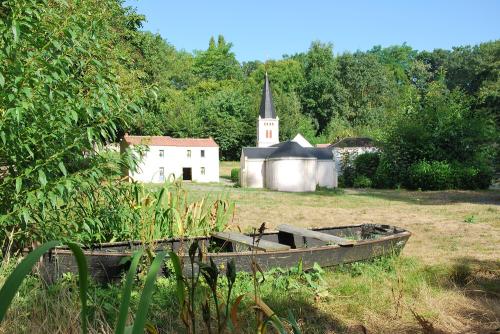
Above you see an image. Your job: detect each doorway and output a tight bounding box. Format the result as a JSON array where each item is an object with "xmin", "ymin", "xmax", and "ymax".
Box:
[{"xmin": 182, "ymin": 167, "xmax": 192, "ymax": 181}]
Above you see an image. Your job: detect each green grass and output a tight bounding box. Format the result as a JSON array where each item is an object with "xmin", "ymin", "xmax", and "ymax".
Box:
[
  {"xmin": 1, "ymin": 175, "xmax": 499, "ymax": 333},
  {"xmin": 0, "ymin": 254, "xmax": 498, "ymax": 333}
]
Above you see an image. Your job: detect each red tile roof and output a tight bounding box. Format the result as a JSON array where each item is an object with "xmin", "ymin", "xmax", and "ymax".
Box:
[
  {"xmin": 315, "ymin": 143, "xmax": 331, "ymax": 148},
  {"xmin": 123, "ymin": 135, "xmax": 218, "ymax": 147}
]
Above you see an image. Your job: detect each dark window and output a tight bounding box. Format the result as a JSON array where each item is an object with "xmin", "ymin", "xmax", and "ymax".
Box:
[
  {"xmin": 159, "ymin": 150, "xmax": 164, "ymax": 157},
  {"xmin": 182, "ymin": 167, "xmax": 192, "ymax": 181},
  {"xmin": 201, "ymin": 150, "xmax": 205, "ymax": 157},
  {"xmin": 187, "ymin": 150, "xmax": 191, "ymax": 158},
  {"xmin": 159, "ymin": 167, "xmax": 165, "ymax": 181},
  {"xmin": 201, "ymin": 167, "xmax": 205, "ymax": 175}
]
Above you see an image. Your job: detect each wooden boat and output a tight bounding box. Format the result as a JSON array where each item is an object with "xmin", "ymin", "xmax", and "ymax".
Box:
[{"xmin": 39, "ymin": 224, "xmax": 411, "ymax": 283}]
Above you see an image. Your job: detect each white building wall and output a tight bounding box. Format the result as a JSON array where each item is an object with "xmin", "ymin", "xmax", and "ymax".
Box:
[
  {"xmin": 266, "ymin": 158, "xmax": 317, "ymax": 192},
  {"xmin": 128, "ymin": 145, "xmax": 219, "ymax": 183},
  {"xmin": 333, "ymin": 147, "xmax": 379, "ymax": 175},
  {"xmin": 292, "ymin": 134, "xmax": 313, "ymax": 147},
  {"xmin": 316, "ymin": 160, "xmax": 337, "ymax": 188},
  {"xmin": 242, "ymin": 159, "xmax": 266, "ymax": 188},
  {"xmin": 257, "ymin": 116, "xmax": 279, "ymax": 148}
]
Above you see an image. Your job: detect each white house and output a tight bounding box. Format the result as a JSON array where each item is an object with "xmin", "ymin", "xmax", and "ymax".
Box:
[
  {"xmin": 240, "ymin": 74, "xmax": 337, "ymax": 192},
  {"xmin": 328, "ymin": 137, "xmax": 379, "ymax": 175},
  {"xmin": 121, "ymin": 135, "xmax": 219, "ymax": 183}
]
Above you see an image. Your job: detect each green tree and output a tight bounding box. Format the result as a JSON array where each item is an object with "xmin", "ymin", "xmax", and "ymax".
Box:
[
  {"xmin": 300, "ymin": 41, "xmax": 348, "ymax": 134},
  {"xmin": 0, "ymin": 0, "xmax": 141, "ymax": 246},
  {"xmin": 193, "ymin": 35, "xmax": 243, "ymax": 81}
]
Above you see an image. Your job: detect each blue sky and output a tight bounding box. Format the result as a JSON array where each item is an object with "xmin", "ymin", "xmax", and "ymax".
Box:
[{"xmin": 125, "ymin": 0, "xmax": 500, "ymax": 62}]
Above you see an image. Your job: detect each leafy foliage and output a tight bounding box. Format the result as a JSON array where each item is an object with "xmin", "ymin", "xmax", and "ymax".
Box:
[
  {"xmin": 0, "ymin": 0, "xmax": 142, "ymax": 249},
  {"xmin": 230, "ymin": 168, "xmax": 240, "ymax": 183}
]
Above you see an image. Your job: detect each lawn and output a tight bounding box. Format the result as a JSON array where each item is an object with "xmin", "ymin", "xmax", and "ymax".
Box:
[
  {"xmin": 184, "ymin": 165, "xmax": 500, "ymax": 332},
  {"xmin": 219, "ymin": 160, "xmax": 239, "ymax": 180},
  {"xmin": 0, "ymin": 167, "xmax": 499, "ymax": 333}
]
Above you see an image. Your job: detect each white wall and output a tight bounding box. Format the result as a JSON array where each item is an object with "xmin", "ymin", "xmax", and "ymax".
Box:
[
  {"xmin": 257, "ymin": 116, "xmax": 279, "ymax": 148},
  {"xmin": 292, "ymin": 134, "xmax": 312, "ymax": 147},
  {"xmin": 241, "ymin": 158, "xmax": 266, "ymax": 188},
  {"xmin": 266, "ymin": 158, "xmax": 317, "ymax": 192},
  {"xmin": 127, "ymin": 145, "xmax": 219, "ymax": 183},
  {"xmin": 316, "ymin": 160, "xmax": 337, "ymax": 188},
  {"xmin": 333, "ymin": 147, "xmax": 379, "ymax": 175}
]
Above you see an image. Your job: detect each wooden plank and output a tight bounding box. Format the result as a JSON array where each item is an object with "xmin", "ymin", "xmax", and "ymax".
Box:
[
  {"xmin": 277, "ymin": 224, "xmax": 355, "ymax": 246},
  {"xmin": 212, "ymin": 231, "xmax": 290, "ymax": 252}
]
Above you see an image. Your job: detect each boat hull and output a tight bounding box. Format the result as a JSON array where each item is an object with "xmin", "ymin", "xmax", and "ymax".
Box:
[{"xmin": 38, "ymin": 224, "xmax": 411, "ymax": 283}]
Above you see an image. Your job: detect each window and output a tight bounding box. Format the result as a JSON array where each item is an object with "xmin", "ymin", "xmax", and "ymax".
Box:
[
  {"xmin": 201, "ymin": 150, "xmax": 205, "ymax": 158},
  {"xmin": 159, "ymin": 167, "xmax": 165, "ymax": 181},
  {"xmin": 187, "ymin": 150, "xmax": 191, "ymax": 158},
  {"xmin": 269, "ymin": 130, "xmax": 272, "ymax": 138},
  {"xmin": 159, "ymin": 150, "xmax": 164, "ymax": 157},
  {"xmin": 200, "ymin": 167, "xmax": 205, "ymax": 175}
]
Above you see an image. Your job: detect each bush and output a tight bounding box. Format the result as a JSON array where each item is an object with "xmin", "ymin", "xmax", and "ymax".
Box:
[
  {"xmin": 339, "ymin": 165, "xmax": 356, "ymax": 188},
  {"xmin": 353, "ymin": 175, "xmax": 372, "ymax": 188},
  {"xmin": 406, "ymin": 160, "xmax": 453, "ymax": 190},
  {"xmin": 230, "ymin": 168, "xmax": 240, "ymax": 183},
  {"xmin": 353, "ymin": 153, "xmax": 380, "ymax": 180},
  {"xmin": 373, "ymin": 154, "xmax": 398, "ymax": 189},
  {"xmin": 453, "ymin": 164, "xmax": 493, "ymax": 190}
]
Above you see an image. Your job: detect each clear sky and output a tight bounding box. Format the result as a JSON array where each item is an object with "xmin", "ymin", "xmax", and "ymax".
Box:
[{"xmin": 125, "ymin": 0, "xmax": 500, "ymax": 62}]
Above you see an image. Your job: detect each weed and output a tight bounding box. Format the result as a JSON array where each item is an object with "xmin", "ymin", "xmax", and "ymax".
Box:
[{"xmin": 464, "ymin": 214, "xmax": 476, "ymax": 224}]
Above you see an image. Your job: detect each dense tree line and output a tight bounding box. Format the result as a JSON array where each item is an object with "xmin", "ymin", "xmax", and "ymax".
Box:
[{"xmin": 122, "ymin": 26, "xmax": 498, "ymax": 165}]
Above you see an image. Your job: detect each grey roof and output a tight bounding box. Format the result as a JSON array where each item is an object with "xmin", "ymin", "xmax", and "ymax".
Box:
[
  {"xmin": 259, "ymin": 73, "xmax": 276, "ymax": 119},
  {"xmin": 268, "ymin": 141, "xmax": 316, "ymax": 159},
  {"xmin": 242, "ymin": 147, "xmax": 277, "ymax": 159},
  {"xmin": 331, "ymin": 137, "xmax": 376, "ymax": 148},
  {"xmin": 308, "ymin": 147, "xmax": 333, "ymax": 160},
  {"xmin": 243, "ymin": 142, "xmax": 334, "ymax": 160}
]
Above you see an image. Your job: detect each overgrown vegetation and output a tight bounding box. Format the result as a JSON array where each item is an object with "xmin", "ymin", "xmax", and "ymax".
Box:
[
  {"xmin": 1, "ymin": 251, "xmax": 498, "ymax": 333},
  {"xmin": 0, "ymin": 241, "xmax": 305, "ymax": 333}
]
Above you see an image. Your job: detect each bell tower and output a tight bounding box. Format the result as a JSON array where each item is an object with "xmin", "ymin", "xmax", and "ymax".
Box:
[{"xmin": 257, "ymin": 72, "xmax": 279, "ymax": 147}]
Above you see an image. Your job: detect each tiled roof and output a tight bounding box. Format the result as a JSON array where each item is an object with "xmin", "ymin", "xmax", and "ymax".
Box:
[
  {"xmin": 315, "ymin": 143, "xmax": 330, "ymax": 148},
  {"xmin": 123, "ymin": 135, "xmax": 218, "ymax": 147}
]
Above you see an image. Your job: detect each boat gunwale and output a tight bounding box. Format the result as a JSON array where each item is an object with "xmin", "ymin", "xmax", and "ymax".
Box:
[
  {"xmin": 47, "ymin": 230, "xmax": 412, "ymax": 258},
  {"xmin": 46, "ymin": 223, "xmax": 402, "ymax": 249}
]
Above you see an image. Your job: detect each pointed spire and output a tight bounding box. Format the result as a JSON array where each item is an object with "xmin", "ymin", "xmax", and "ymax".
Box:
[{"xmin": 259, "ymin": 72, "xmax": 276, "ymax": 119}]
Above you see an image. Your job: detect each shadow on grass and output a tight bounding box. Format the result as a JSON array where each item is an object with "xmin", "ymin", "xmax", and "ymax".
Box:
[
  {"xmin": 447, "ymin": 257, "xmax": 500, "ymax": 297},
  {"xmin": 417, "ymin": 257, "xmax": 500, "ymax": 334},
  {"xmin": 262, "ymin": 294, "xmax": 347, "ymax": 333},
  {"xmin": 283, "ymin": 188, "xmax": 346, "ymax": 198},
  {"xmin": 351, "ymin": 188, "xmax": 500, "ymax": 205}
]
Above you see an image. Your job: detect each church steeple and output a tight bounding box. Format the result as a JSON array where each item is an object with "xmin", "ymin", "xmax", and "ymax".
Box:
[
  {"xmin": 259, "ymin": 72, "xmax": 276, "ymax": 119},
  {"xmin": 257, "ymin": 72, "xmax": 279, "ymax": 147}
]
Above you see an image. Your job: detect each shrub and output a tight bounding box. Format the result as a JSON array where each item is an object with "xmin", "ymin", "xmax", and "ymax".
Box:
[
  {"xmin": 373, "ymin": 154, "xmax": 398, "ymax": 189},
  {"xmin": 353, "ymin": 153, "xmax": 380, "ymax": 180},
  {"xmin": 406, "ymin": 160, "xmax": 453, "ymax": 190},
  {"xmin": 230, "ymin": 168, "xmax": 240, "ymax": 183},
  {"xmin": 453, "ymin": 164, "xmax": 493, "ymax": 190},
  {"xmin": 353, "ymin": 175, "xmax": 372, "ymax": 188},
  {"xmin": 339, "ymin": 165, "xmax": 356, "ymax": 188}
]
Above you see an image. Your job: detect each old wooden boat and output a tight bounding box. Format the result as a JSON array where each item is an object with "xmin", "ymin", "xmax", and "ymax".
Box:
[{"xmin": 39, "ymin": 224, "xmax": 411, "ymax": 283}]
